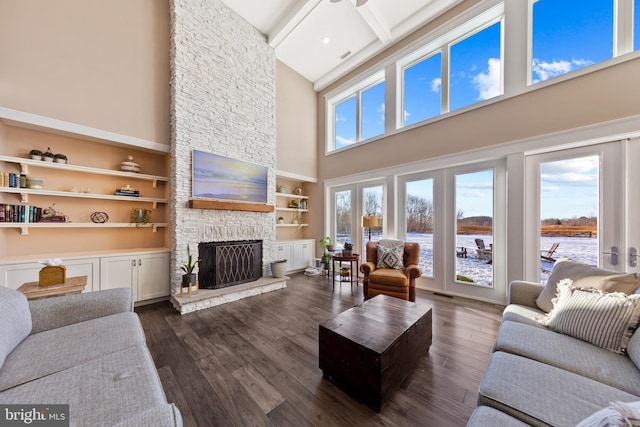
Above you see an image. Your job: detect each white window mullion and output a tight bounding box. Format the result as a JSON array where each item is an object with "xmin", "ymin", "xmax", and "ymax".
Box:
[
  {"xmin": 441, "ymin": 46, "xmax": 450, "ymax": 114},
  {"xmin": 356, "ymin": 91, "xmax": 362, "ymax": 142},
  {"xmin": 615, "ymin": 0, "xmax": 634, "ymax": 55}
]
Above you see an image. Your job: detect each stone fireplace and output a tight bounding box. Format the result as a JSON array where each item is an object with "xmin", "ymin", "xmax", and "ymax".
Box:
[
  {"xmin": 169, "ymin": 0, "xmax": 277, "ymax": 304},
  {"xmin": 198, "ymin": 240, "xmax": 263, "ymax": 289}
]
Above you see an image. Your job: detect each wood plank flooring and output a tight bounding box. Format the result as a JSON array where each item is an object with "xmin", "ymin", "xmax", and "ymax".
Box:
[{"xmin": 135, "ymin": 274, "xmax": 504, "ymax": 427}]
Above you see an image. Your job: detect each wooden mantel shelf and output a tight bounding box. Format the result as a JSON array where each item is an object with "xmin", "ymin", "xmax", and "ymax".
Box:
[{"xmin": 189, "ymin": 199, "xmax": 275, "ymax": 213}]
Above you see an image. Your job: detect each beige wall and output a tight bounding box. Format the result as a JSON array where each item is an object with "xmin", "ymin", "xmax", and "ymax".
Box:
[
  {"xmin": 0, "ymin": 0, "xmax": 170, "ymax": 145},
  {"xmin": 276, "ymin": 60, "xmax": 317, "ymax": 178}
]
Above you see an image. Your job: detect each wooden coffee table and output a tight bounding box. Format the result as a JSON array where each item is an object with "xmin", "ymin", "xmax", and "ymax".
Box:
[{"xmin": 318, "ymin": 294, "xmax": 433, "ymax": 411}]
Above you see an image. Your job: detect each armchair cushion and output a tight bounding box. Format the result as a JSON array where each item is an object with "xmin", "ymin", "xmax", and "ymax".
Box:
[
  {"xmin": 376, "ymin": 244, "xmax": 405, "ymax": 270},
  {"xmin": 0, "ymin": 287, "xmax": 32, "ymax": 369},
  {"xmin": 370, "ymin": 269, "xmax": 409, "ymax": 287}
]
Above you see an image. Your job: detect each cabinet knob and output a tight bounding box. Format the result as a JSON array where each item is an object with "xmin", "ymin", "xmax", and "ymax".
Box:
[
  {"xmin": 132, "ymin": 259, "xmax": 137, "ymax": 267},
  {"xmin": 139, "ymin": 259, "xmax": 142, "ymax": 266}
]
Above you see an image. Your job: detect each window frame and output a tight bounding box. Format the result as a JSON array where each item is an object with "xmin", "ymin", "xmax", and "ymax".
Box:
[{"xmin": 327, "ymin": 71, "xmax": 385, "ymax": 153}]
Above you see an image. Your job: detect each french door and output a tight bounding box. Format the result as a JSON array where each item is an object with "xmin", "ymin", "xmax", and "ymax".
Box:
[{"xmin": 524, "ymin": 141, "xmax": 627, "ymax": 281}]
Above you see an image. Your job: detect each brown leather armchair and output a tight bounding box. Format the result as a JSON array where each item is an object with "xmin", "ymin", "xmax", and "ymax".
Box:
[{"xmin": 360, "ymin": 241, "xmax": 422, "ymax": 302}]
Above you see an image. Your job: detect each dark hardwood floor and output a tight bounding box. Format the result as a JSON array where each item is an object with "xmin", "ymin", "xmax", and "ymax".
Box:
[{"xmin": 135, "ymin": 274, "xmax": 504, "ymax": 427}]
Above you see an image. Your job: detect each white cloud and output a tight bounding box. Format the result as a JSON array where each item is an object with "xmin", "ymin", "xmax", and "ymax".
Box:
[
  {"xmin": 472, "ymin": 58, "xmax": 501, "ymax": 101},
  {"xmin": 461, "ymin": 190, "xmax": 486, "ymax": 198},
  {"xmin": 431, "ymin": 77, "xmax": 441, "ymax": 93},
  {"xmin": 532, "ymin": 58, "xmax": 594, "ymax": 83},
  {"xmin": 377, "ymin": 103, "xmax": 385, "ymax": 123},
  {"xmin": 404, "ymin": 109, "xmax": 411, "ymax": 121},
  {"xmin": 336, "ymin": 114, "xmax": 347, "ymax": 122},
  {"xmin": 541, "ymin": 157, "xmax": 598, "ymax": 186},
  {"xmin": 457, "ymin": 182, "xmax": 493, "ymax": 190},
  {"xmin": 336, "ymin": 136, "xmax": 355, "ymax": 147},
  {"xmin": 541, "ymin": 186, "xmax": 561, "ymax": 192}
]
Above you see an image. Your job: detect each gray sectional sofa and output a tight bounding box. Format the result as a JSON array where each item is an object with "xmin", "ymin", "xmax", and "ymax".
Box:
[
  {"xmin": 468, "ymin": 259, "xmax": 640, "ymax": 426},
  {"xmin": 0, "ymin": 287, "xmax": 182, "ymax": 427}
]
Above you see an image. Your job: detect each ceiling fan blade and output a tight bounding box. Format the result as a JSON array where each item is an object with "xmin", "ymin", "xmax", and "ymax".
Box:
[{"xmin": 356, "ymin": 0, "xmax": 368, "ymax": 6}]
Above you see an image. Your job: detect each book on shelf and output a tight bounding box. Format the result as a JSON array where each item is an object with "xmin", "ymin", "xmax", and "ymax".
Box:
[
  {"xmin": 39, "ymin": 215, "xmax": 66, "ymax": 223},
  {"xmin": 0, "ymin": 204, "xmax": 42, "ymax": 223}
]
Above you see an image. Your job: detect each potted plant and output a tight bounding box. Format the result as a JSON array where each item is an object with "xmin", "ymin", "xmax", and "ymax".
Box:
[
  {"xmin": 342, "ymin": 242, "xmax": 353, "ymax": 257},
  {"xmin": 270, "ymin": 259, "xmax": 287, "ymax": 278},
  {"xmin": 54, "ymin": 153, "xmax": 67, "ymax": 164},
  {"xmin": 278, "ymin": 216, "xmax": 284, "ymax": 224},
  {"xmin": 29, "ymin": 149, "xmax": 43, "ymax": 160},
  {"xmin": 42, "ymin": 147, "xmax": 55, "ymax": 162},
  {"xmin": 319, "ymin": 236, "xmax": 334, "ymax": 270},
  {"xmin": 180, "ymin": 244, "xmax": 198, "ymax": 287}
]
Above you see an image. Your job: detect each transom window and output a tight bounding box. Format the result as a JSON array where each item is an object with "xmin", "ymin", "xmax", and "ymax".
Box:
[{"xmin": 531, "ymin": 0, "xmax": 614, "ymax": 84}]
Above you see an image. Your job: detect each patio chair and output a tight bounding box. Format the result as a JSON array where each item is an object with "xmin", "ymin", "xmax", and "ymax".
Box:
[
  {"xmin": 541, "ymin": 242, "xmax": 560, "ymax": 262},
  {"xmin": 474, "ymin": 239, "xmax": 492, "ymax": 261}
]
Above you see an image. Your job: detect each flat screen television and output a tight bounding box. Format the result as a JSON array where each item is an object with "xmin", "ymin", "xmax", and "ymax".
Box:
[{"xmin": 192, "ymin": 149, "xmax": 268, "ymax": 204}]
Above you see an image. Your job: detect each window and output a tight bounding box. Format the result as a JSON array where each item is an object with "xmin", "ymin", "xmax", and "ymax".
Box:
[
  {"xmin": 362, "ymin": 185, "xmax": 383, "ymax": 253},
  {"xmin": 455, "ymin": 169, "xmax": 494, "ymax": 287},
  {"xmin": 406, "ymin": 178, "xmax": 434, "ymax": 277},
  {"xmin": 335, "ymin": 96, "xmax": 356, "ymax": 150},
  {"xmin": 335, "ymin": 189, "xmax": 352, "ymax": 249},
  {"xmin": 361, "ymin": 82, "xmax": 385, "ymax": 140},
  {"xmin": 403, "ymin": 53, "xmax": 442, "ymax": 126},
  {"xmin": 450, "ymin": 22, "xmax": 502, "ymax": 111},
  {"xmin": 329, "ymin": 74, "xmax": 385, "ymax": 152},
  {"xmin": 531, "ymin": 0, "xmax": 614, "ymax": 83}
]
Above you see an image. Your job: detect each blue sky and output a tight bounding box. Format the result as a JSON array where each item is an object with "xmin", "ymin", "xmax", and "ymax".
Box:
[{"xmin": 339, "ymin": 0, "xmax": 628, "ymax": 219}]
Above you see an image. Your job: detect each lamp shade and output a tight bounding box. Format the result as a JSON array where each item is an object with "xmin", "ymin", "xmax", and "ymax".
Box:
[{"xmin": 362, "ymin": 215, "xmax": 379, "ymax": 228}]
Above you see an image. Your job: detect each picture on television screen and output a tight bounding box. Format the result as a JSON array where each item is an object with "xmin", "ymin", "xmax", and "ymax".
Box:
[{"xmin": 192, "ymin": 149, "xmax": 268, "ymax": 204}]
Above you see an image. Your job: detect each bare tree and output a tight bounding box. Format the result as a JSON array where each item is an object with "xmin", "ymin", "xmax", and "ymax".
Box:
[{"xmin": 406, "ymin": 195, "xmax": 433, "ymax": 233}]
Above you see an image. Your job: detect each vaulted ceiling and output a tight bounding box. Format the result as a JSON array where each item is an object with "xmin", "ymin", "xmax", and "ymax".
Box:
[{"xmin": 220, "ymin": 0, "xmax": 463, "ymax": 91}]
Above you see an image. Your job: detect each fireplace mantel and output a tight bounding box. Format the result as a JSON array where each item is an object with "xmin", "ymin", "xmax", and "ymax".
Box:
[{"xmin": 189, "ymin": 199, "xmax": 274, "ymax": 213}]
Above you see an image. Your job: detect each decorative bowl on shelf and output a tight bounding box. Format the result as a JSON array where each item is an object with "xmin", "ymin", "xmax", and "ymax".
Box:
[{"xmin": 120, "ymin": 156, "xmax": 141, "ymax": 173}]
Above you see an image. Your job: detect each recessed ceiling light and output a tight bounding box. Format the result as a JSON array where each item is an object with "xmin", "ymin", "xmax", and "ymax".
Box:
[{"xmin": 321, "ymin": 36, "xmax": 330, "ymax": 44}]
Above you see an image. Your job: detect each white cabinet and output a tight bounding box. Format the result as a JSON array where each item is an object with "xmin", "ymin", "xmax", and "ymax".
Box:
[
  {"xmin": 100, "ymin": 251, "xmax": 169, "ymax": 302},
  {"xmin": 0, "ymin": 257, "xmax": 99, "ymax": 291},
  {"xmin": 293, "ymin": 240, "xmax": 314, "ymax": 270},
  {"xmin": 275, "ymin": 239, "xmax": 315, "ymax": 272}
]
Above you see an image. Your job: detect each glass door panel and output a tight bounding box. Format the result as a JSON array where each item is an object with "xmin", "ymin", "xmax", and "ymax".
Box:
[
  {"xmin": 539, "ymin": 155, "xmax": 599, "ymax": 281},
  {"xmin": 362, "ymin": 185, "xmax": 383, "ymax": 253},
  {"xmin": 455, "ymin": 169, "xmax": 494, "ymax": 287},
  {"xmin": 335, "ymin": 189, "xmax": 352, "ymax": 250},
  {"xmin": 405, "ymin": 179, "xmax": 434, "ymax": 277}
]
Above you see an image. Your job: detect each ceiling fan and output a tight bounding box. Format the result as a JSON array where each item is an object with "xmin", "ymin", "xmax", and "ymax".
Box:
[{"xmin": 330, "ymin": 0, "xmax": 368, "ymax": 7}]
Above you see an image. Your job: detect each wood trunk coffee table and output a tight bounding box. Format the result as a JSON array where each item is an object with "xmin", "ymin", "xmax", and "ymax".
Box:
[{"xmin": 318, "ymin": 294, "xmax": 433, "ymax": 411}]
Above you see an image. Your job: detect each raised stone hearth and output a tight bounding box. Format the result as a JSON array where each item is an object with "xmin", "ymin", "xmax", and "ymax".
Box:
[{"xmin": 170, "ymin": 276, "xmax": 288, "ymax": 315}]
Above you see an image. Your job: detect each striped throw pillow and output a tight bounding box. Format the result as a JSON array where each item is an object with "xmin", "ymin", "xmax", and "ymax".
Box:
[{"xmin": 543, "ymin": 279, "xmax": 640, "ymax": 354}]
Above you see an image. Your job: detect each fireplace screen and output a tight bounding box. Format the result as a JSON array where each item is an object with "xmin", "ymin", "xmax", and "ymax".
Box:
[{"xmin": 198, "ymin": 240, "xmax": 262, "ymax": 289}]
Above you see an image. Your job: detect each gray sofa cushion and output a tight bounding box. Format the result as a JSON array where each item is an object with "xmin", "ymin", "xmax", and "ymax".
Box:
[
  {"xmin": 0, "ymin": 312, "xmax": 145, "ymax": 391},
  {"xmin": 629, "ymin": 330, "xmax": 640, "ymax": 370},
  {"xmin": 467, "ymin": 406, "xmax": 530, "ymax": 427},
  {"xmin": 479, "ymin": 352, "xmax": 640, "ymax": 427},
  {"xmin": 536, "ymin": 258, "xmax": 640, "ymax": 313},
  {"xmin": 113, "ymin": 404, "xmax": 183, "ymax": 427},
  {"xmin": 502, "ymin": 304, "xmax": 547, "ymax": 327},
  {"xmin": 0, "ymin": 345, "xmax": 168, "ymax": 427},
  {"xmin": 495, "ymin": 321, "xmax": 640, "ymax": 395},
  {"xmin": 0, "ymin": 287, "xmax": 32, "ymax": 368}
]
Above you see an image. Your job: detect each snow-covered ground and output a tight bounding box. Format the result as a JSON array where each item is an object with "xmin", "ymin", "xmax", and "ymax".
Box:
[{"xmin": 362, "ymin": 233, "xmax": 598, "ymax": 286}]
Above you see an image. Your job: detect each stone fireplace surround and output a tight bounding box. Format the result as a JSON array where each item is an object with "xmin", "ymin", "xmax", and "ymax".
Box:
[{"xmin": 169, "ymin": 0, "xmax": 280, "ymax": 313}]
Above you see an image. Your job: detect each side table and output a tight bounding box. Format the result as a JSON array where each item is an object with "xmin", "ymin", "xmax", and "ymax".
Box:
[
  {"xmin": 332, "ymin": 253, "xmax": 360, "ymax": 293},
  {"xmin": 17, "ymin": 276, "xmax": 87, "ymax": 300}
]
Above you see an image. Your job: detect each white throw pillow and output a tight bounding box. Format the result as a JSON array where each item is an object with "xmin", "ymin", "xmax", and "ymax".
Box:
[{"xmin": 542, "ymin": 280, "xmax": 640, "ymax": 354}]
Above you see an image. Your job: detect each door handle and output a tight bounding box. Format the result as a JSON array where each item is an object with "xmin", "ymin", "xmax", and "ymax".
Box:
[
  {"xmin": 602, "ymin": 246, "xmax": 618, "ymax": 266},
  {"xmin": 630, "ymin": 247, "xmax": 638, "ymax": 268}
]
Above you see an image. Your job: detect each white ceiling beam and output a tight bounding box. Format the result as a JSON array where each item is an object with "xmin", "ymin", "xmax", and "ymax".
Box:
[
  {"xmin": 391, "ymin": 0, "xmax": 464, "ymax": 40},
  {"xmin": 356, "ymin": 2, "xmax": 393, "ymax": 46},
  {"xmin": 268, "ymin": 0, "xmax": 322, "ymax": 49}
]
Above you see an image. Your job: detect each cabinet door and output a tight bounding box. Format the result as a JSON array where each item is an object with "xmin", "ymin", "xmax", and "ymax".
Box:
[
  {"xmin": 0, "ymin": 258, "xmax": 99, "ymax": 291},
  {"xmin": 100, "ymin": 256, "xmax": 137, "ymax": 300},
  {"xmin": 137, "ymin": 252, "xmax": 170, "ymax": 301},
  {"xmin": 293, "ymin": 240, "xmax": 313, "ymax": 270},
  {"xmin": 274, "ymin": 243, "xmax": 293, "ymax": 272}
]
